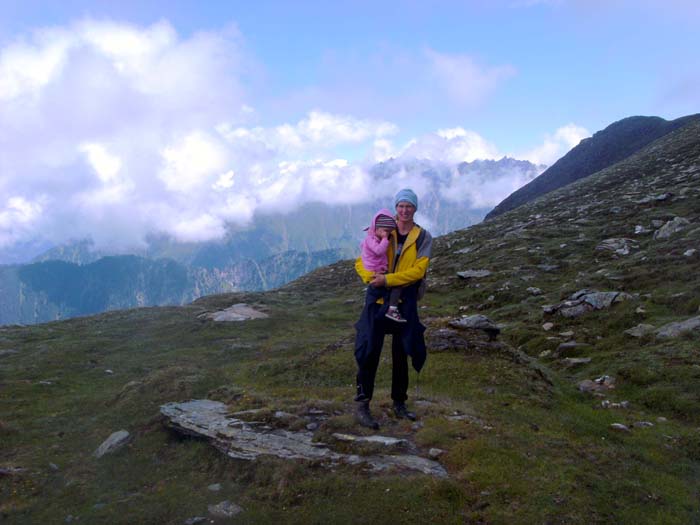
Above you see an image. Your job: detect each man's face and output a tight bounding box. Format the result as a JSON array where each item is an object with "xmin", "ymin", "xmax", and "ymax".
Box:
[{"xmin": 396, "ymin": 202, "xmax": 416, "ymax": 222}]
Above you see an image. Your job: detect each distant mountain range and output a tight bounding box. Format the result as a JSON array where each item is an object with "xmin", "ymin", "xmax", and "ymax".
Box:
[
  {"xmin": 485, "ymin": 114, "xmax": 700, "ymax": 220},
  {"xmin": 0, "ymin": 156, "xmax": 541, "ymax": 325}
]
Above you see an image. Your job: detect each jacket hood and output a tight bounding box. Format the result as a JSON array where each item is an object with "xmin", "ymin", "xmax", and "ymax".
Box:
[{"xmin": 367, "ymin": 208, "xmax": 396, "ymax": 233}]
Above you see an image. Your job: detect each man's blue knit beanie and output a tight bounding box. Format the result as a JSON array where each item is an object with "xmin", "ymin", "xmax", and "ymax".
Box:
[{"xmin": 394, "ymin": 188, "xmax": 418, "ymax": 210}]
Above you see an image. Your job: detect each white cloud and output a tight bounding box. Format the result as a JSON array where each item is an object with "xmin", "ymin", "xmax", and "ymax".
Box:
[
  {"xmin": 425, "ymin": 49, "xmax": 516, "ymax": 108},
  {"xmin": 79, "ymin": 143, "xmax": 123, "ymax": 183},
  {"xmin": 0, "ymin": 17, "xmax": 586, "ymax": 259},
  {"xmin": 159, "ymin": 131, "xmax": 230, "ymax": 193},
  {"xmin": 520, "ymin": 124, "xmax": 589, "ymax": 165},
  {"xmin": 0, "ymin": 197, "xmax": 45, "ymax": 248},
  {"xmin": 399, "ymin": 127, "xmax": 501, "ymax": 163},
  {"xmin": 218, "ymin": 110, "xmax": 397, "ymax": 155}
]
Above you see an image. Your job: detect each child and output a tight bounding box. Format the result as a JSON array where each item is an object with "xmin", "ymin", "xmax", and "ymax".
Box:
[{"xmin": 360, "ymin": 209, "xmax": 406, "ymax": 323}]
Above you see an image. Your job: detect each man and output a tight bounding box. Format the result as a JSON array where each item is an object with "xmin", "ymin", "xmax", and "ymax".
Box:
[{"xmin": 353, "ymin": 188, "xmax": 433, "ymax": 429}]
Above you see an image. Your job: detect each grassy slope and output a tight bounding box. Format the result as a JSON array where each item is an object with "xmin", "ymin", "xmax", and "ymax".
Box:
[{"xmin": 1, "ymin": 122, "xmax": 700, "ymax": 524}]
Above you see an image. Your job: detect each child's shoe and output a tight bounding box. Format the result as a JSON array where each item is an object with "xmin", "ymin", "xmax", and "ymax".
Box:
[{"xmin": 385, "ymin": 307, "xmax": 407, "ymax": 323}]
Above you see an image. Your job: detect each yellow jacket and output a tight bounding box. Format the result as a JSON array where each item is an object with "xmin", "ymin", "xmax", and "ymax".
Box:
[{"xmin": 355, "ymin": 224, "xmax": 433, "ymax": 294}]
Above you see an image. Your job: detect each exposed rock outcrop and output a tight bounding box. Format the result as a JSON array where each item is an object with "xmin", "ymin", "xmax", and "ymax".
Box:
[{"xmin": 160, "ymin": 400, "xmax": 447, "ymax": 478}]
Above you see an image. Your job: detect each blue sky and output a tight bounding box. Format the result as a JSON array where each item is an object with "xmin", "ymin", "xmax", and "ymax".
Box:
[{"xmin": 0, "ymin": 0, "xmax": 699, "ymax": 257}]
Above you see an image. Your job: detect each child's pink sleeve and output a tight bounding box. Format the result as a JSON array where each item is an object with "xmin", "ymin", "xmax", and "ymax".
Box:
[{"xmin": 366, "ymin": 237, "xmax": 389, "ymax": 256}]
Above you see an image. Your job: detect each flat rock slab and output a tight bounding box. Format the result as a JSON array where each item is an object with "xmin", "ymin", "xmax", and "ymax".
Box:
[
  {"xmin": 332, "ymin": 433, "xmax": 408, "ymax": 447},
  {"xmin": 656, "ymin": 316, "xmax": 700, "ymax": 338},
  {"xmin": 204, "ymin": 304, "xmax": 269, "ymax": 322},
  {"xmin": 457, "ymin": 270, "xmax": 492, "ymax": 279},
  {"xmin": 624, "ymin": 324, "xmax": 656, "ymax": 338},
  {"xmin": 547, "ymin": 289, "xmax": 634, "ymax": 318},
  {"xmin": 161, "ymin": 400, "xmax": 447, "ymax": 478}
]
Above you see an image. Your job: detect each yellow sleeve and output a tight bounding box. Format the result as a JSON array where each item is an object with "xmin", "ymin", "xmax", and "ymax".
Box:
[
  {"xmin": 355, "ymin": 256, "xmax": 375, "ymax": 284},
  {"xmin": 384, "ymin": 256, "xmax": 429, "ymax": 288}
]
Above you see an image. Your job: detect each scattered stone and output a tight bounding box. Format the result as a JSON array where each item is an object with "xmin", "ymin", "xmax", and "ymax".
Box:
[
  {"xmin": 653, "ymin": 217, "xmax": 690, "ymax": 240},
  {"xmin": 556, "ymin": 341, "xmax": 589, "ymax": 356},
  {"xmin": 208, "ymin": 500, "xmax": 243, "ymax": 519},
  {"xmin": 306, "ymin": 422, "xmax": 319, "ymax": 431},
  {"xmin": 539, "ymin": 350, "xmax": 552, "ymax": 358},
  {"xmin": 601, "ymin": 400, "xmax": 629, "ymax": 409},
  {"xmin": 161, "ymin": 400, "xmax": 447, "ymax": 477},
  {"xmin": 448, "ymin": 315, "xmax": 500, "ymax": 340},
  {"xmin": 0, "ymin": 466, "xmax": 26, "ymax": 477},
  {"xmin": 0, "ymin": 349, "xmax": 18, "ymax": 357},
  {"xmin": 655, "ymin": 316, "xmax": 700, "ymax": 338},
  {"xmin": 39, "ymin": 380, "xmax": 54, "ymax": 385},
  {"xmin": 624, "ymin": 324, "xmax": 656, "ymax": 338},
  {"xmin": 184, "ymin": 518, "xmax": 207, "ymax": 525},
  {"xmin": 203, "ymin": 304, "xmax": 269, "ymax": 322},
  {"xmin": 632, "ymin": 421, "xmax": 654, "ymax": 428},
  {"xmin": 635, "ymin": 306, "xmax": 646, "ymax": 314},
  {"xmin": 49, "ymin": 462, "xmax": 59, "ymax": 471},
  {"xmin": 446, "ymin": 413, "xmax": 491, "ymax": 429},
  {"xmin": 542, "ymin": 322, "xmax": 554, "ymax": 331},
  {"xmin": 332, "ymin": 433, "xmax": 408, "ymax": 447},
  {"xmin": 208, "ymin": 483, "xmax": 221, "ymax": 492},
  {"xmin": 596, "ymin": 238, "xmax": 638, "ymax": 256},
  {"xmin": 526, "ymin": 287, "xmax": 543, "ymax": 296},
  {"xmin": 537, "ymin": 264, "xmax": 559, "ymax": 272},
  {"xmin": 610, "ymin": 423, "xmax": 630, "ymax": 432},
  {"xmin": 657, "ymin": 417, "xmax": 668, "ymax": 423},
  {"xmin": 94, "ymin": 430, "xmax": 130, "ymax": 458},
  {"xmin": 634, "ymin": 225, "xmax": 649, "ymax": 234},
  {"xmin": 559, "ymin": 331, "xmax": 574, "ymax": 338},
  {"xmin": 274, "ymin": 411, "xmax": 294, "ymax": 419},
  {"xmin": 428, "ymin": 448, "xmax": 445, "ymax": 459},
  {"xmin": 104, "ymin": 369, "xmax": 114, "ymax": 375},
  {"xmin": 562, "ymin": 357, "xmax": 591, "ymax": 367},
  {"xmin": 455, "ymin": 247, "xmax": 472, "ymax": 254},
  {"xmin": 457, "ymin": 269, "xmax": 492, "ymax": 279},
  {"xmin": 684, "ymin": 248, "xmax": 697, "ymax": 257},
  {"xmin": 579, "ymin": 375, "xmax": 615, "ymax": 394}
]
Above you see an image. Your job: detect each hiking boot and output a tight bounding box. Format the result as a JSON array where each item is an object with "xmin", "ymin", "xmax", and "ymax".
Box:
[
  {"xmin": 355, "ymin": 400, "xmax": 379, "ymax": 430},
  {"xmin": 385, "ymin": 307, "xmax": 407, "ymax": 323},
  {"xmin": 393, "ymin": 403, "xmax": 416, "ymax": 421}
]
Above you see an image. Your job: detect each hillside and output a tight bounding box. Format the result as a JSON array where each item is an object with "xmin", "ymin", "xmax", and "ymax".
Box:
[
  {"xmin": 485, "ymin": 113, "xmax": 700, "ymax": 220},
  {"xmin": 1, "ymin": 120, "xmax": 699, "ymax": 523}
]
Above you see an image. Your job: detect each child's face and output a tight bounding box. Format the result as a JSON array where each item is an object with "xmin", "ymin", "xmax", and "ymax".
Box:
[{"xmin": 376, "ymin": 227, "xmax": 394, "ymax": 239}]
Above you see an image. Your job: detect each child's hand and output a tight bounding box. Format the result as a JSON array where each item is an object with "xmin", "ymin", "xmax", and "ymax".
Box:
[{"xmin": 377, "ymin": 228, "xmax": 389, "ymax": 239}]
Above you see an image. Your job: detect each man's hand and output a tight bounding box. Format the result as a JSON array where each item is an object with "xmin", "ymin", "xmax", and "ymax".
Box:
[{"xmin": 369, "ymin": 274, "xmax": 387, "ymax": 287}]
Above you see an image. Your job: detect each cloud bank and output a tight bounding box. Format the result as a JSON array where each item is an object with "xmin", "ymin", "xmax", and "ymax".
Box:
[{"xmin": 0, "ymin": 19, "xmax": 584, "ymax": 257}]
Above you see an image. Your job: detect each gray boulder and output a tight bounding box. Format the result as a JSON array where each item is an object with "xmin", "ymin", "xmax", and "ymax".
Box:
[
  {"xmin": 94, "ymin": 430, "xmax": 130, "ymax": 458},
  {"xmin": 624, "ymin": 324, "xmax": 656, "ymax": 338},
  {"xmin": 449, "ymin": 314, "xmax": 500, "ymax": 340},
  {"xmin": 203, "ymin": 304, "xmax": 269, "ymax": 322},
  {"xmin": 653, "ymin": 217, "xmax": 690, "ymax": 240},
  {"xmin": 596, "ymin": 238, "xmax": 638, "ymax": 256}
]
